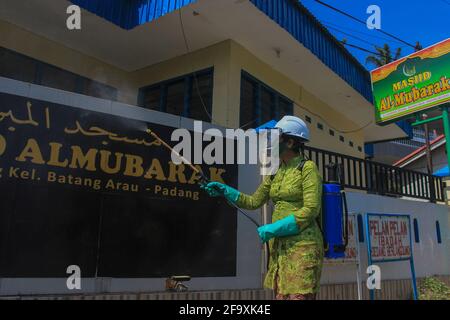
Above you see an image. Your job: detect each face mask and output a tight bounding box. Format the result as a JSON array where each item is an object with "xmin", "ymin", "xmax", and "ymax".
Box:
[
  {"xmin": 259, "ymin": 130, "xmax": 281, "ymax": 163},
  {"xmin": 279, "ymin": 140, "xmax": 290, "ymax": 155},
  {"xmin": 269, "ymin": 133, "xmax": 289, "ymax": 154}
]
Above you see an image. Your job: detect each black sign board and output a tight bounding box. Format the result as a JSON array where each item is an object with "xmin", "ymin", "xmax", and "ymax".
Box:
[{"xmin": 0, "ymin": 92, "xmax": 237, "ymax": 277}]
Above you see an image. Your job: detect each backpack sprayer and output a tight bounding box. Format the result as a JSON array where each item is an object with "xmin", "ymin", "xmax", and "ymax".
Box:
[
  {"xmin": 146, "ymin": 129, "xmax": 261, "ymax": 228},
  {"xmin": 322, "ymin": 163, "xmax": 349, "ymax": 259}
]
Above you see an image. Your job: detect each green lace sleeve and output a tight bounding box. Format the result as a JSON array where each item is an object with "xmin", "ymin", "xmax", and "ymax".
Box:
[
  {"xmin": 294, "ymin": 161, "xmax": 322, "ymax": 232},
  {"xmin": 235, "ymin": 176, "xmax": 272, "ymax": 210}
]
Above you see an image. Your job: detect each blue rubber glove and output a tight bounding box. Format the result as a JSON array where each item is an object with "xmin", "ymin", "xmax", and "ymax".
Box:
[
  {"xmin": 200, "ymin": 182, "xmax": 240, "ymax": 203},
  {"xmin": 257, "ymin": 215, "xmax": 299, "ymax": 243}
]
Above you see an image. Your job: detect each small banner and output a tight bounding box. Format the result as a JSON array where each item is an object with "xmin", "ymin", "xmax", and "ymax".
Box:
[{"xmin": 367, "ymin": 214, "xmax": 411, "ymax": 262}]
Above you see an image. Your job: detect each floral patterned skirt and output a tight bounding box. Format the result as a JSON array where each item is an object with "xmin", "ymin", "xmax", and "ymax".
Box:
[{"xmin": 264, "ymin": 229, "xmax": 324, "ymax": 296}]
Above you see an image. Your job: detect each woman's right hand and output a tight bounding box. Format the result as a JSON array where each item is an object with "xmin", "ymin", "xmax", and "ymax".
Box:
[
  {"xmin": 200, "ymin": 182, "xmax": 241, "ymax": 203},
  {"xmin": 200, "ymin": 181, "xmax": 225, "ymax": 197}
]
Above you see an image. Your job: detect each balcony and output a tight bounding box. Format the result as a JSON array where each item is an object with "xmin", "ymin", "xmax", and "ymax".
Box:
[{"xmin": 303, "ymin": 145, "xmax": 445, "ymax": 203}]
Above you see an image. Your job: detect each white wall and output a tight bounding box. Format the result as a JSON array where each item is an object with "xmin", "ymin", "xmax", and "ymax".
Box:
[{"xmin": 322, "ymin": 192, "xmax": 450, "ymax": 286}]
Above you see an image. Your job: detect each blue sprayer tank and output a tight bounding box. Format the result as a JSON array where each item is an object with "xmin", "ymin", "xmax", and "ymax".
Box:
[{"xmin": 322, "ymin": 164, "xmax": 348, "ymax": 259}]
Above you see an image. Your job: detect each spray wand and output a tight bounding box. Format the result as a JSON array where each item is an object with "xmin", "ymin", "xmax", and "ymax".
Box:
[{"xmin": 146, "ymin": 129, "xmax": 261, "ymax": 228}]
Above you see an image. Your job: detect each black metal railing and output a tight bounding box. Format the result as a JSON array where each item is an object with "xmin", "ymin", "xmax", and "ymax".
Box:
[{"xmin": 303, "ymin": 145, "xmax": 445, "ymax": 202}]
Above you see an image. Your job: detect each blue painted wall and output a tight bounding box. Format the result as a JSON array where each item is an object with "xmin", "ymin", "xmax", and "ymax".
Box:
[
  {"xmin": 395, "ymin": 119, "xmax": 413, "ymax": 138},
  {"xmin": 70, "ymin": 0, "xmax": 197, "ymax": 30}
]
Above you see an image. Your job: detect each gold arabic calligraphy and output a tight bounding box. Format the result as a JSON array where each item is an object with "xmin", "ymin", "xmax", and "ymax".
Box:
[
  {"xmin": 0, "ymin": 101, "xmax": 160, "ymax": 148},
  {"xmin": 64, "ymin": 121, "xmax": 161, "ymax": 147},
  {"xmin": 0, "ymin": 102, "xmax": 40, "ymax": 127}
]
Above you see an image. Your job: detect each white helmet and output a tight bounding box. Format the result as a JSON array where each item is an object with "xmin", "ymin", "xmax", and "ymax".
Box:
[{"xmin": 275, "ymin": 116, "xmax": 310, "ymax": 142}]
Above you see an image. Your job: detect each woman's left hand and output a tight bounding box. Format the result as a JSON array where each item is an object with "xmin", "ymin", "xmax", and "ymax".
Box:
[{"xmin": 257, "ymin": 215, "xmax": 299, "ymax": 243}]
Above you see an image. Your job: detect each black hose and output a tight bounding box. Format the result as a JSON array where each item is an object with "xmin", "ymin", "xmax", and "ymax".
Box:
[
  {"xmin": 199, "ymin": 174, "xmax": 261, "ymax": 227},
  {"xmin": 201, "ymin": 178, "xmax": 269, "ymax": 271},
  {"xmin": 225, "ymin": 199, "xmax": 261, "ymax": 228}
]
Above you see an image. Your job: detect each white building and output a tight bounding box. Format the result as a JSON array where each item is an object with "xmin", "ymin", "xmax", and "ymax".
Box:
[{"xmin": 0, "ymin": 0, "xmax": 448, "ymax": 299}]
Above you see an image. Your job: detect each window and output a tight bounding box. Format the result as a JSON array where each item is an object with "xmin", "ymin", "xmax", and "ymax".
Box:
[
  {"xmin": 39, "ymin": 63, "xmax": 79, "ymax": 93},
  {"xmin": 239, "ymin": 71, "xmax": 293, "ymax": 130},
  {"xmin": 165, "ymin": 79, "xmax": 185, "ymax": 116},
  {"xmin": 0, "ymin": 48, "xmax": 37, "ymax": 83},
  {"xmin": 413, "ymin": 218, "xmax": 420, "ymax": 243},
  {"xmin": 240, "ymin": 75, "xmax": 257, "ymax": 129},
  {"xmin": 357, "ymin": 214, "xmax": 364, "ymax": 243},
  {"xmin": 329, "ymin": 129, "xmax": 335, "ymax": 136},
  {"xmin": 317, "ymin": 123, "xmax": 323, "ymax": 130},
  {"xmin": 339, "ymin": 135, "xmax": 345, "ymax": 142},
  {"xmin": 436, "ymin": 221, "xmax": 442, "ymax": 244},
  {"xmin": 0, "ymin": 47, "xmax": 118, "ymax": 100},
  {"xmin": 278, "ymin": 97, "xmax": 293, "ymax": 119},
  {"xmin": 139, "ymin": 68, "xmax": 213, "ymax": 122},
  {"xmin": 190, "ymin": 72, "xmax": 214, "ymax": 122},
  {"xmin": 305, "ymin": 115, "xmax": 312, "ymax": 123},
  {"xmin": 358, "ymin": 146, "xmax": 362, "ymax": 152},
  {"xmin": 141, "ymin": 85, "xmax": 161, "ymax": 110},
  {"xmin": 260, "ymin": 87, "xmax": 275, "ymax": 125},
  {"xmin": 83, "ymin": 79, "xmax": 118, "ymax": 100},
  {"xmin": 349, "ymin": 141, "xmax": 354, "ymax": 147}
]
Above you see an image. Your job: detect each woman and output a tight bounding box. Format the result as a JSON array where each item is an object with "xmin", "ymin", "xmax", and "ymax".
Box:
[{"xmin": 202, "ymin": 116, "xmax": 323, "ymax": 300}]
